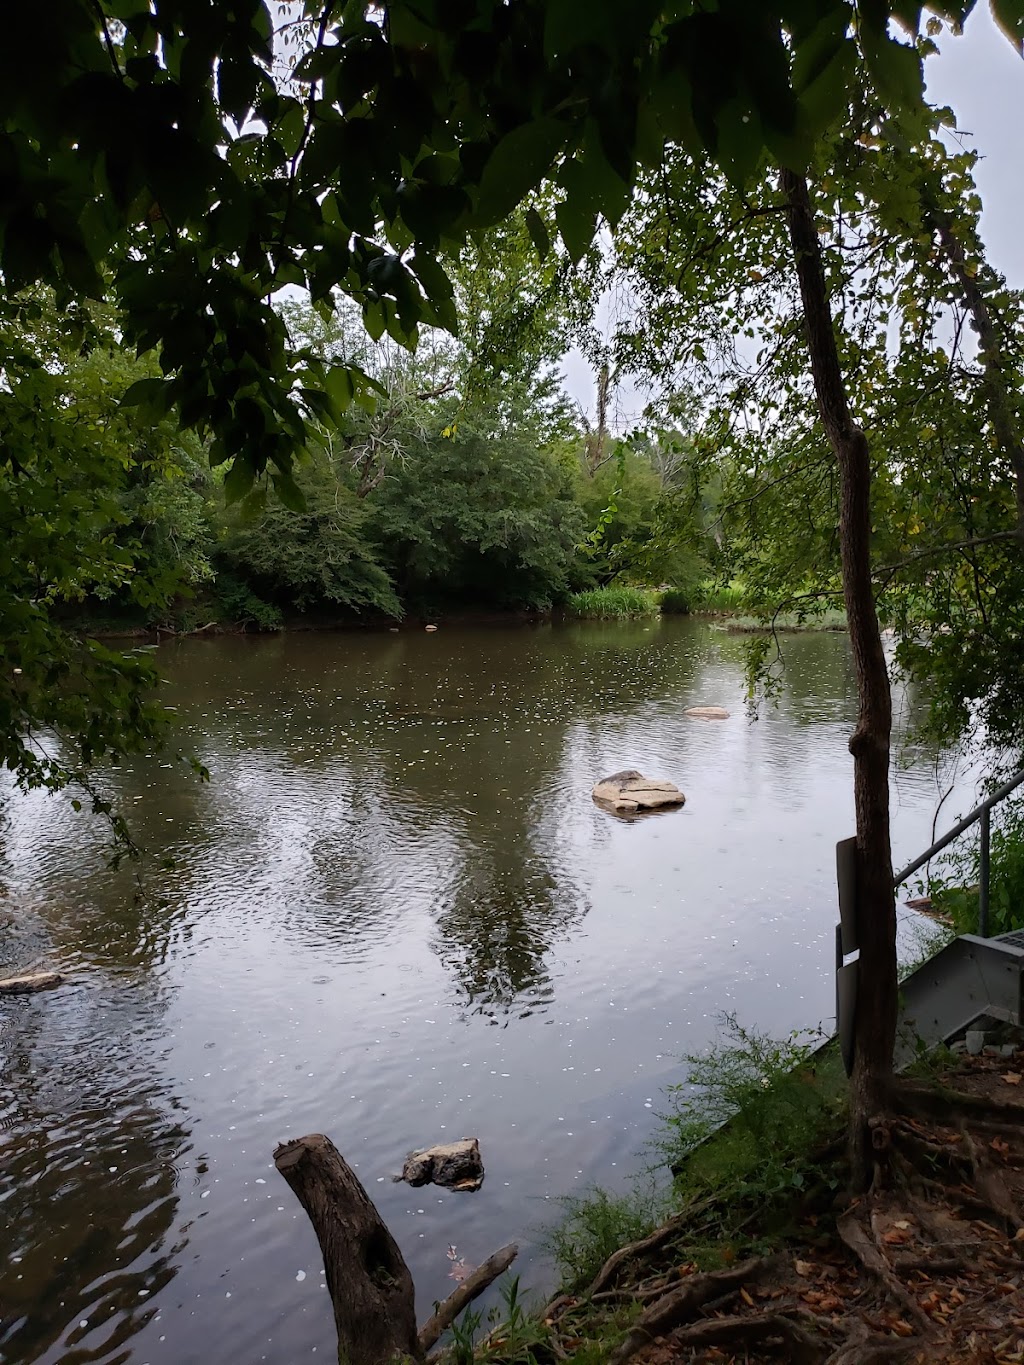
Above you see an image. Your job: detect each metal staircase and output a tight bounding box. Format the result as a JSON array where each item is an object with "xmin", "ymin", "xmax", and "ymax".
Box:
[{"xmin": 835, "ymin": 768, "xmax": 1024, "ymax": 1072}]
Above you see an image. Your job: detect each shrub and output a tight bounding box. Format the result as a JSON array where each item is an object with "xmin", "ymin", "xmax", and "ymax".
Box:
[
  {"xmin": 568, "ymin": 586, "xmax": 661, "ymax": 618},
  {"xmin": 654, "ymin": 1015, "xmax": 843, "ymax": 1204},
  {"xmin": 658, "ymin": 587, "xmax": 692, "ymax": 614}
]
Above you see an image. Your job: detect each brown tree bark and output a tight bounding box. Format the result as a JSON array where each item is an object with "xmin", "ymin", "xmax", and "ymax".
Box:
[
  {"xmin": 274, "ymin": 1133, "xmax": 422, "ymax": 1365},
  {"xmin": 780, "ymin": 169, "xmax": 896, "ymax": 1184}
]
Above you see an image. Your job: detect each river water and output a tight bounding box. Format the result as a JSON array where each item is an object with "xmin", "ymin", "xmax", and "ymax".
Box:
[{"xmin": 0, "ymin": 620, "xmax": 969, "ymax": 1364}]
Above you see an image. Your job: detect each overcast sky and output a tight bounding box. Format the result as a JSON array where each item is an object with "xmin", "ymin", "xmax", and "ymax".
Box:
[{"xmin": 561, "ymin": 7, "xmax": 1024, "ymax": 419}]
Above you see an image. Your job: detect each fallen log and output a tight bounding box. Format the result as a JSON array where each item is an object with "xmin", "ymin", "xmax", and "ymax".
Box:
[
  {"xmin": 274, "ymin": 1134, "xmax": 421, "ymax": 1365},
  {"xmin": 0, "ymin": 971, "xmax": 63, "ymax": 995},
  {"xmin": 417, "ymin": 1242, "xmax": 518, "ymax": 1354}
]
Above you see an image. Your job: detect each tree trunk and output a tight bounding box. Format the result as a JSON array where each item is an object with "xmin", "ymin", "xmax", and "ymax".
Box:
[
  {"xmin": 780, "ymin": 169, "xmax": 896, "ymax": 1185},
  {"xmin": 274, "ymin": 1133, "xmax": 422, "ymax": 1365}
]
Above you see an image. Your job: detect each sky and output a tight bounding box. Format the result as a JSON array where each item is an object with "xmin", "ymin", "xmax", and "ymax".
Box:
[{"xmin": 561, "ymin": 6, "xmax": 1024, "ymax": 421}]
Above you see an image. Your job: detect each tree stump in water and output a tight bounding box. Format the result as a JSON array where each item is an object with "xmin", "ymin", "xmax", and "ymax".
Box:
[
  {"xmin": 398, "ymin": 1137, "xmax": 484, "ymax": 1190},
  {"xmin": 274, "ymin": 1134, "xmax": 421, "ymax": 1365}
]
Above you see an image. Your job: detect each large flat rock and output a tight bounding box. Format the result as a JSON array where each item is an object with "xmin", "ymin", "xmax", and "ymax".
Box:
[{"xmin": 592, "ymin": 769, "xmax": 686, "ymax": 813}]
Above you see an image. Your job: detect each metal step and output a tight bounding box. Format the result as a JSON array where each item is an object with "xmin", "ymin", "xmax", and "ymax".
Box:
[{"xmin": 895, "ymin": 931, "xmax": 1024, "ymax": 1066}]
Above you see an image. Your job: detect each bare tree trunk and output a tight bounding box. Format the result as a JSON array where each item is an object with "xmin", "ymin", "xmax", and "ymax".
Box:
[
  {"xmin": 780, "ymin": 169, "xmax": 896, "ymax": 1186},
  {"xmin": 585, "ymin": 361, "xmax": 611, "ymax": 472},
  {"xmin": 274, "ymin": 1134, "xmax": 422, "ymax": 1365}
]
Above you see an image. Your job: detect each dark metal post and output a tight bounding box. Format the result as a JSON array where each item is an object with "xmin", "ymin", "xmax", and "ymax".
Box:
[{"xmin": 979, "ymin": 805, "xmax": 991, "ymax": 937}]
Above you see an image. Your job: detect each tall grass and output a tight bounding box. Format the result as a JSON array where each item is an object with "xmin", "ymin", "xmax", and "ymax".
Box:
[
  {"xmin": 568, "ymin": 586, "xmax": 661, "ymax": 618},
  {"xmin": 543, "ymin": 1181, "xmax": 670, "ymax": 1292},
  {"xmin": 695, "ymin": 579, "xmax": 747, "ymax": 612}
]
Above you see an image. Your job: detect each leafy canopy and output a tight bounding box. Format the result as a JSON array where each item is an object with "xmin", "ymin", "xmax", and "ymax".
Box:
[{"xmin": 5, "ymin": 0, "xmax": 1020, "ymax": 505}]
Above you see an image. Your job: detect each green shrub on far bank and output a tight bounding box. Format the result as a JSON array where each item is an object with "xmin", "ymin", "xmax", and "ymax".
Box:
[
  {"xmin": 657, "ymin": 587, "xmax": 692, "ymax": 614},
  {"xmin": 568, "ymin": 587, "xmax": 661, "ymax": 618},
  {"xmin": 694, "ymin": 580, "xmax": 747, "ymax": 612}
]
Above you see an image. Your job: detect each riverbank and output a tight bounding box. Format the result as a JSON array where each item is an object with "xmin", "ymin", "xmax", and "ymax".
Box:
[{"xmin": 460, "ymin": 1030, "xmax": 1024, "ymax": 1365}]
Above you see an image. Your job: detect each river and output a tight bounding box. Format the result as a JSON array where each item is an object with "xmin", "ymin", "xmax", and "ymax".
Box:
[{"xmin": 0, "ymin": 619, "xmax": 970, "ymax": 1364}]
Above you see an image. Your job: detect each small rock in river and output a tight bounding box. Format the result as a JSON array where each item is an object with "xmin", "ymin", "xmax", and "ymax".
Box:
[
  {"xmin": 396, "ymin": 1137, "xmax": 484, "ymax": 1191},
  {"xmin": 592, "ymin": 770, "xmax": 685, "ymax": 815}
]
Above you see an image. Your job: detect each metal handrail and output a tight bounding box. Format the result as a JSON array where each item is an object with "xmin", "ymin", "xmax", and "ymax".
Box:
[{"xmin": 892, "ymin": 767, "xmax": 1024, "ymax": 936}]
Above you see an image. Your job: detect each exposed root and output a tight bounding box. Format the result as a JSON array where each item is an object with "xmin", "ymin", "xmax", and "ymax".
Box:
[
  {"xmin": 663, "ymin": 1310, "xmax": 827, "ymax": 1363},
  {"xmin": 836, "ymin": 1212, "xmax": 933, "ymax": 1334},
  {"xmin": 823, "ymin": 1318, "xmax": 922, "ymax": 1364},
  {"xmin": 585, "ymin": 1199, "xmax": 713, "ymax": 1297},
  {"xmin": 895, "ymin": 1080, "xmax": 1024, "ymax": 1125},
  {"xmin": 959, "ymin": 1123, "xmax": 1024, "ymax": 1235},
  {"xmin": 606, "ymin": 1256, "xmax": 778, "ymax": 1365}
]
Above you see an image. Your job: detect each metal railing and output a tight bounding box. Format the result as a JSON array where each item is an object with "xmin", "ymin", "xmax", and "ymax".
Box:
[{"xmin": 893, "ymin": 768, "xmax": 1024, "ymax": 937}]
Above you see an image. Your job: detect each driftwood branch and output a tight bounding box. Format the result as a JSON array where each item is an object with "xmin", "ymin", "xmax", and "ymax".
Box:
[
  {"xmin": 0, "ymin": 971, "xmax": 63, "ymax": 994},
  {"xmin": 274, "ymin": 1133, "xmax": 421, "ymax": 1365},
  {"xmin": 417, "ymin": 1243, "xmax": 518, "ymax": 1354}
]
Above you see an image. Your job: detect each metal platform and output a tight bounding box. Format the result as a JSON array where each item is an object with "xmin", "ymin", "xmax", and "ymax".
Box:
[{"xmin": 895, "ymin": 930, "xmax": 1024, "ymax": 1066}]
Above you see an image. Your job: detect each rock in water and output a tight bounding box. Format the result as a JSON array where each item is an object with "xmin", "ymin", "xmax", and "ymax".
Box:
[
  {"xmin": 398, "ymin": 1138, "xmax": 484, "ymax": 1191},
  {"xmin": 685, "ymin": 706, "xmax": 730, "ymax": 720},
  {"xmin": 592, "ymin": 770, "xmax": 686, "ymax": 814}
]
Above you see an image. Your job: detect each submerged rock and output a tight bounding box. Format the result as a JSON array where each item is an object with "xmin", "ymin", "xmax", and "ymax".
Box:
[
  {"xmin": 685, "ymin": 706, "xmax": 730, "ymax": 720},
  {"xmin": 592, "ymin": 769, "xmax": 686, "ymax": 814},
  {"xmin": 397, "ymin": 1138, "xmax": 484, "ymax": 1191}
]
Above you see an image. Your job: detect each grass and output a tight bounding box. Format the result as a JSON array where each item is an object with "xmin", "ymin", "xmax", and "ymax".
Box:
[
  {"xmin": 724, "ymin": 606, "xmax": 847, "ymax": 633},
  {"xmin": 567, "ymin": 587, "xmax": 662, "ymax": 619},
  {"xmin": 694, "ymin": 579, "xmax": 747, "ymax": 612},
  {"xmin": 543, "ymin": 1181, "xmax": 671, "ymax": 1293}
]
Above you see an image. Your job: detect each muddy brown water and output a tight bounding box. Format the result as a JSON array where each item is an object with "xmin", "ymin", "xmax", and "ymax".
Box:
[{"xmin": 0, "ymin": 619, "xmax": 969, "ymax": 1364}]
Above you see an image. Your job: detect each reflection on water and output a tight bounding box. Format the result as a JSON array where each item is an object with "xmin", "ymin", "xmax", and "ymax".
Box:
[{"xmin": 0, "ymin": 619, "xmax": 969, "ymax": 1364}]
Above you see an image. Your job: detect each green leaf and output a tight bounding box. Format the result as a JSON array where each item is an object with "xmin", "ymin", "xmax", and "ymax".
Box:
[
  {"xmin": 475, "ymin": 119, "xmax": 567, "ymax": 227},
  {"xmin": 991, "ymin": 0, "xmax": 1024, "ymax": 52},
  {"xmin": 224, "ymin": 458, "xmax": 255, "ymax": 504},
  {"xmin": 271, "ymin": 471, "xmax": 306, "ymax": 512},
  {"xmin": 525, "ymin": 206, "xmax": 551, "ymax": 261},
  {"xmin": 555, "ymin": 197, "xmax": 596, "ymax": 265},
  {"xmin": 325, "ymin": 365, "xmax": 356, "ymax": 412}
]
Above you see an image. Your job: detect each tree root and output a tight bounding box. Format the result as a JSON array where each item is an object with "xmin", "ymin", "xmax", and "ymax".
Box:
[
  {"xmin": 823, "ymin": 1318, "xmax": 922, "ymax": 1365},
  {"xmin": 958, "ymin": 1123, "xmax": 1024, "ymax": 1235},
  {"xmin": 605, "ymin": 1255, "xmax": 779, "ymax": 1365},
  {"xmin": 895, "ymin": 1080, "xmax": 1024, "ymax": 1125},
  {"xmin": 661, "ymin": 1310, "xmax": 827, "ymax": 1364},
  {"xmin": 836, "ymin": 1213, "xmax": 933, "ymax": 1335},
  {"xmin": 585, "ymin": 1199, "xmax": 714, "ymax": 1297}
]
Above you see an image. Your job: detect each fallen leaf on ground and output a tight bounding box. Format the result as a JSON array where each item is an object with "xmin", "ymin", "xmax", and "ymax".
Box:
[
  {"xmin": 1002, "ymin": 1073, "xmax": 1022, "ymax": 1086},
  {"xmin": 991, "ymin": 1137, "xmax": 1012, "ymax": 1157},
  {"xmin": 794, "ymin": 1259, "xmax": 815, "ymax": 1277}
]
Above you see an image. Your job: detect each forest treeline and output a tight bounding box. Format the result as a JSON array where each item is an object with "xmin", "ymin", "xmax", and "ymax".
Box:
[{"xmin": 10, "ymin": 288, "xmax": 710, "ymax": 634}]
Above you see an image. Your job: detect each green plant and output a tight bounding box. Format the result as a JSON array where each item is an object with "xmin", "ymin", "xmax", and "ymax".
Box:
[
  {"xmin": 927, "ymin": 794, "xmax": 1024, "ymax": 936},
  {"xmin": 214, "ymin": 574, "xmax": 284, "ymax": 631},
  {"xmin": 658, "ymin": 587, "xmax": 692, "ymax": 614},
  {"xmin": 655, "ymin": 1016, "xmax": 844, "ymax": 1206},
  {"xmin": 448, "ymin": 1302, "xmax": 485, "ymax": 1365},
  {"xmin": 544, "ymin": 1181, "xmax": 669, "ymax": 1293},
  {"xmin": 694, "ymin": 580, "xmax": 747, "ymax": 613},
  {"xmin": 567, "ymin": 587, "xmax": 661, "ymax": 619}
]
